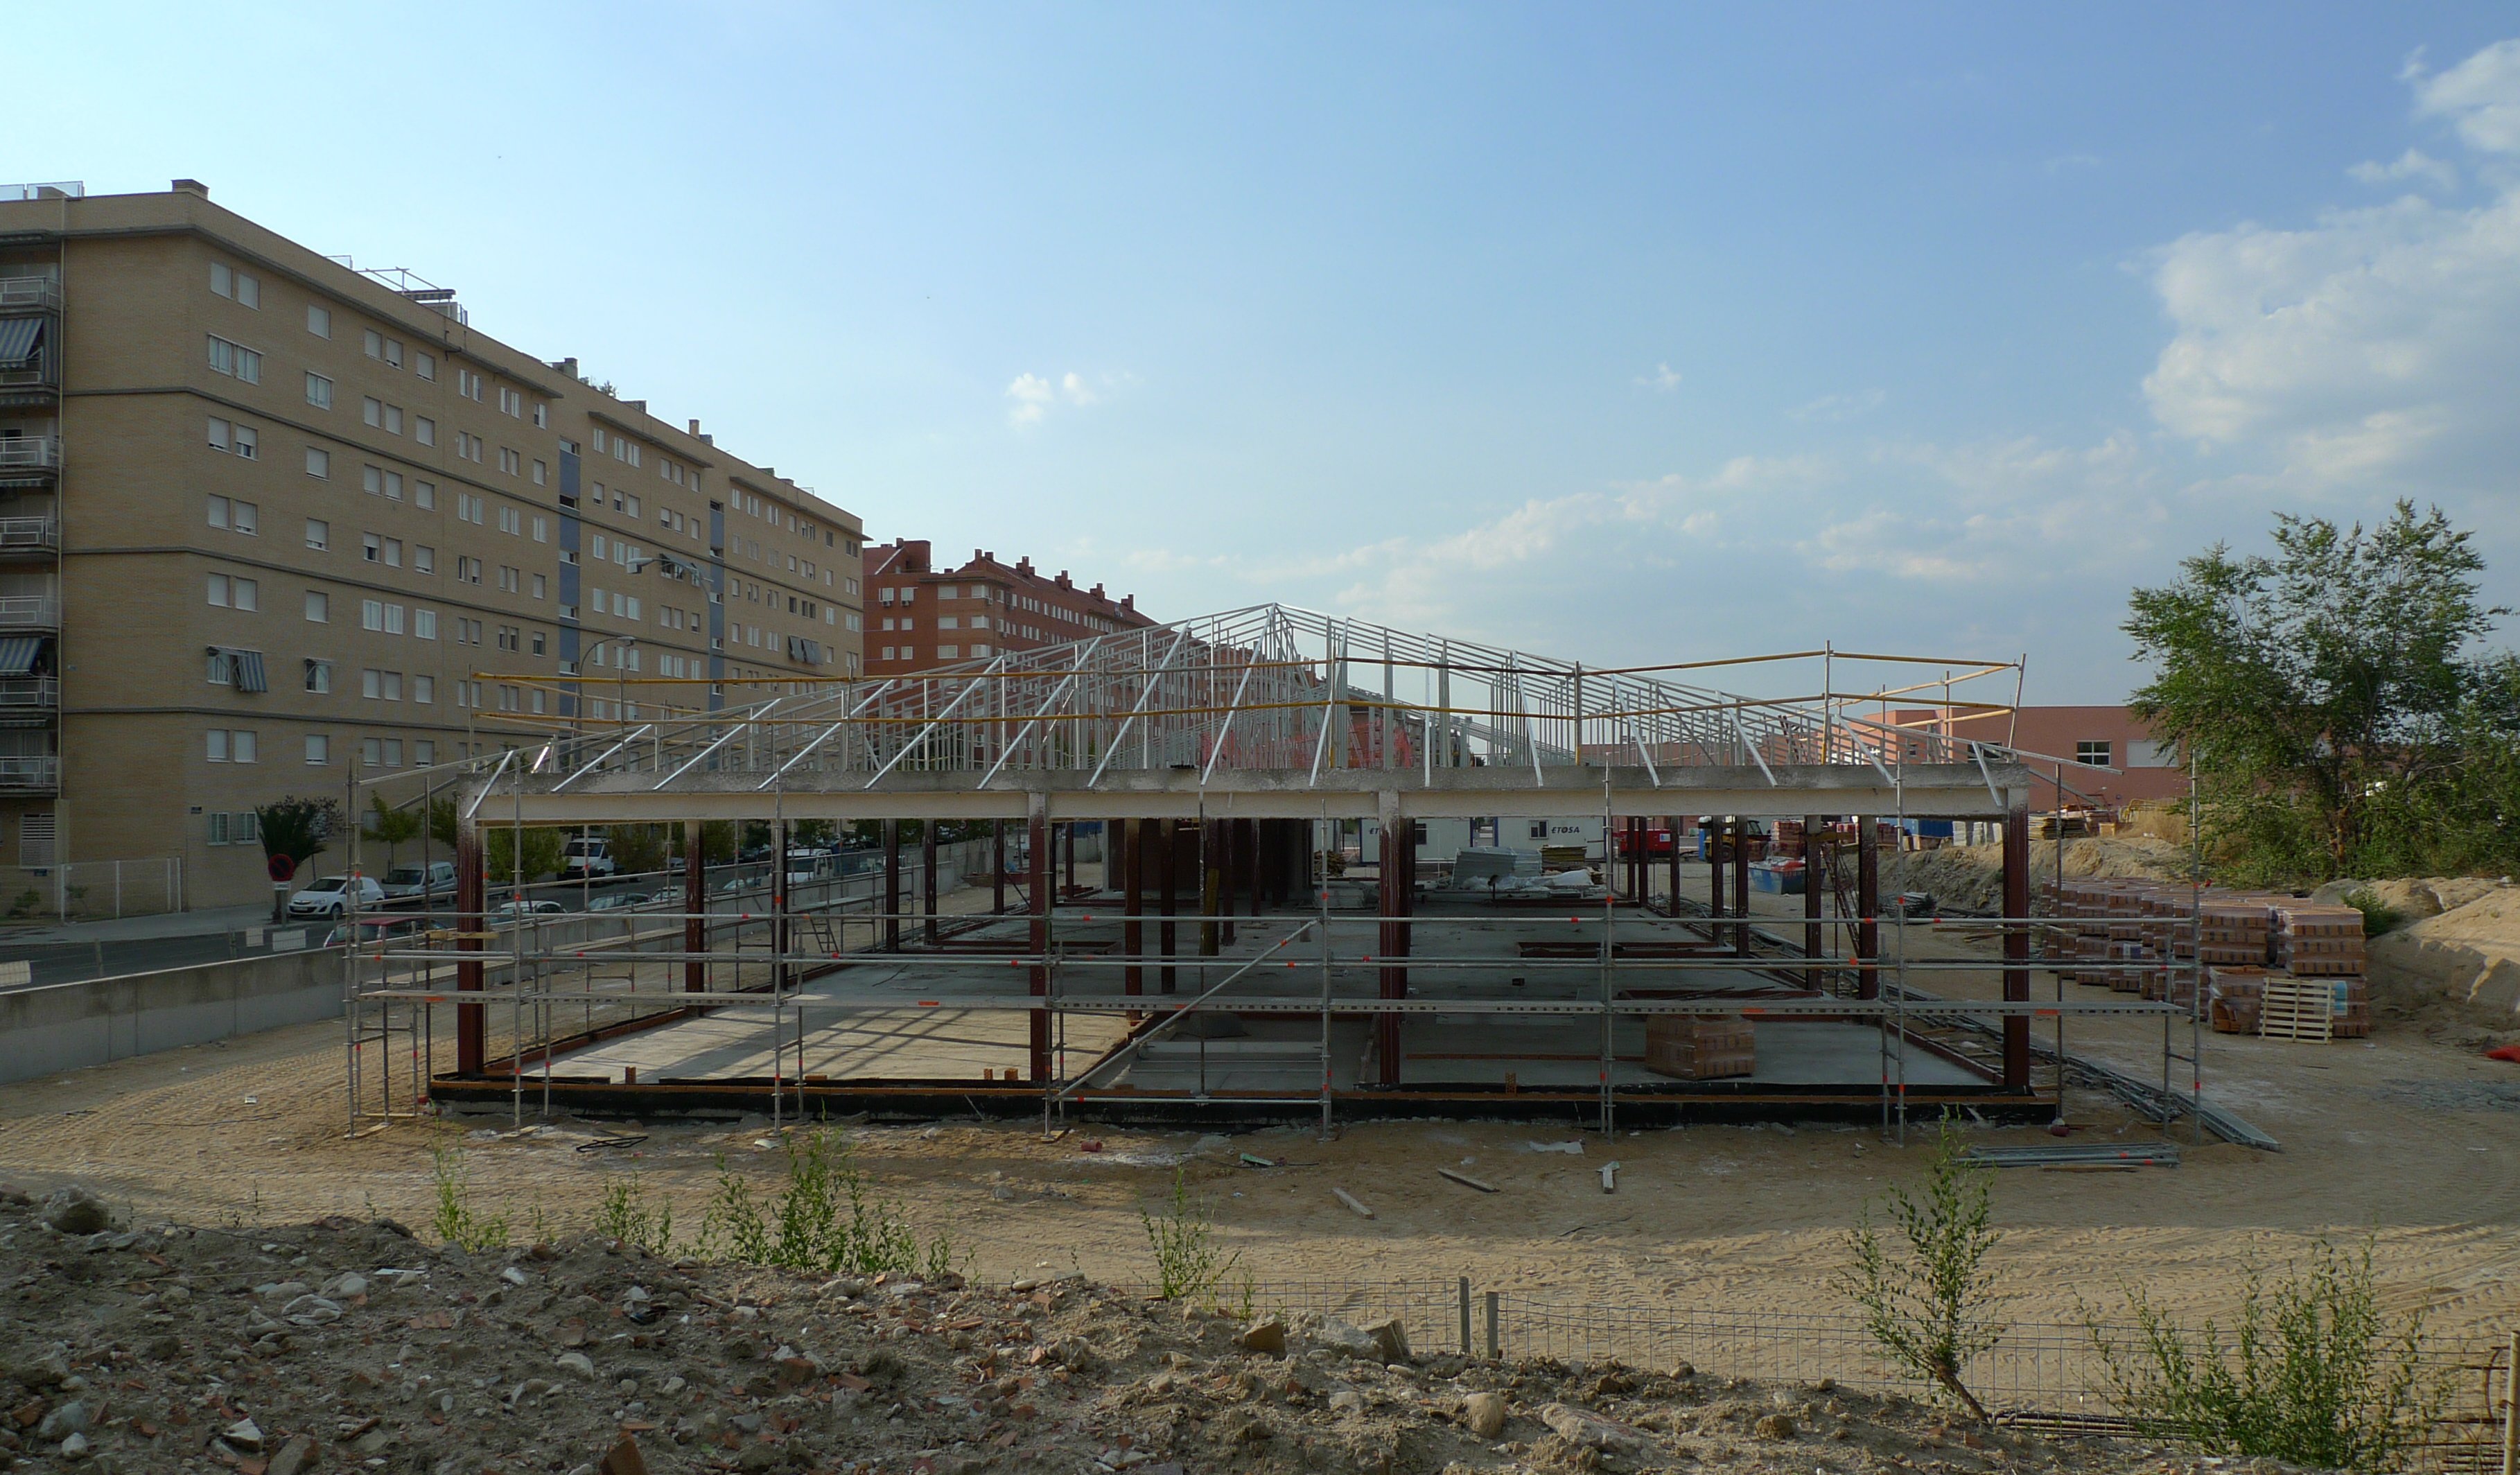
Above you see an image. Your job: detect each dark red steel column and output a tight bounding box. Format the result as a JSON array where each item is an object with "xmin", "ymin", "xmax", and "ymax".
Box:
[
  {"xmin": 992, "ymin": 819, "xmax": 1006, "ymax": 914},
  {"xmin": 1123, "ymin": 819, "xmax": 1146, "ymax": 997},
  {"xmin": 683, "ymin": 822, "xmax": 706, "ymax": 992},
  {"xmin": 1157, "ymin": 819, "xmax": 1178, "ymax": 994},
  {"xmin": 1376, "ymin": 803, "xmax": 1414, "ymax": 1088},
  {"xmin": 1802, "ymin": 814, "xmax": 1823, "ymax": 970},
  {"xmin": 455, "ymin": 818, "xmax": 485, "ymax": 1074},
  {"xmin": 1731, "ymin": 819, "xmax": 1751, "ymax": 954},
  {"xmin": 922, "ymin": 821, "xmax": 940, "ymax": 946},
  {"xmin": 1857, "ymin": 817, "xmax": 1881, "ymax": 1000},
  {"xmin": 882, "ymin": 819, "xmax": 901, "ymax": 952},
  {"xmin": 1028, "ymin": 798, "xmax": 1052, "ymax": 1082},
  {"xmin": 2003, "ymin": 801, "xmax": 2032, "ymax": 1089}
]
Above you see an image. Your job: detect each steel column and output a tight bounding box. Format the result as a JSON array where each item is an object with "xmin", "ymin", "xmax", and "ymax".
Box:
[
  {"xmin": 1028, "ymin": 794, "xmax": 1051, "ymax": 1082},
  {"xmin": 454, "ymin": 817, "xmax": 484, "ymax": 1074},
  {"xmin": 2003, "ymin": 801, "xmax": 2032, "ymax": 1088},
  {"xmin": 683, "ymin": 821, "xmax": 706, "ymax": 991},
  {"xmin": 1377, "ymin": 793, "xmax": 1412, "ymax": 1088},
  {"xmin": 922, "ymin": 820, "xmax": 940, "ymax": 946},
  {"xmin": 1731, "ymin": 817, "xmax": 1750, "ymax": 955},
  {"xmin": 1802, "ymin": 814, "xmax": 1823, "ymax": 963},
  {"xmin": 1856, "ymin": 817, "xmax": 1881, "ymax": 1000},
  {"xmin": 882, "ymin": 819, "xmax": 901, "ymax": 952},
  {"xmin": 1158, "ymin": 819, "xmax": 1178, "ymax": 994},
  {"xmin": 1124, "ymin": 818, "xmax": 1146, "ymax": 997}
]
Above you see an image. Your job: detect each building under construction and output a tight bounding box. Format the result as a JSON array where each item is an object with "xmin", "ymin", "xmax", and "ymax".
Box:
[{"xmin": 348, "ymin": 604, "xmax": 2197, "ymax": 1134}]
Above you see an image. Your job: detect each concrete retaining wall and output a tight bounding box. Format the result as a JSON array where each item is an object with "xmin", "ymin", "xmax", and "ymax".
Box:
[{"xmin": 0, "ymin": 949, "xmax": 344, "ymax": 1086}]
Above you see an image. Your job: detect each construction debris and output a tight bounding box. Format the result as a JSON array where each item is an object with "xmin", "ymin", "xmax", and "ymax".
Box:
[
  {"xmin": 1958, "ymin": 1142, "xmax": 2182, "ymax": 1169},
  {"xmin": 1437, "ymin": 1168, "xmax": 1498, "ymax": 1194},
  {"xmin": 1333, "ymin": 1186, "xmax": 1376, "ymax": 1219},
  {"xmin": 1598, "ymin": 1161, "xmax": 1620, "ymax": 1193}
]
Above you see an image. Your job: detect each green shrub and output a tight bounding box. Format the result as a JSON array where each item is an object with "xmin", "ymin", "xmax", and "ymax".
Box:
[
  {"xmin": 428, "ymin": 1140, "xmax": 510, "ymax": 1253},
  {"xmin": 1141, "ymin": 1167, "xmax": 1241, "ymax": 1308},
  {"xmin": 595, "ymin": 1173, "xmax": 674, "ymax": 1255},
  {"xmin": 1839, "ymin": 1124, "xmax": 2007, "ymax": 1419},
  {"xmin": 2086, "ymin": 1238, "xmax": 2444, "ymax": 1474},
  {"xmin": 697, "ymin": 1128, "xmax": 951, "ymax": 1276}
]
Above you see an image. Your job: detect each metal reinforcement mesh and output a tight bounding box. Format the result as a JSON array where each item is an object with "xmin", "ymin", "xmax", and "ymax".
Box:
[{"xmin": 1101, "ymin": 1280, "xmax": 2510, "ymax": 1471}]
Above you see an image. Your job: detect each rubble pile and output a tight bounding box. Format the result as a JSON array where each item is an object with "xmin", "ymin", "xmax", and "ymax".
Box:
[{"xmin": 0, "ymin": 1184, "xmax": 2275, "ymax": 1475}]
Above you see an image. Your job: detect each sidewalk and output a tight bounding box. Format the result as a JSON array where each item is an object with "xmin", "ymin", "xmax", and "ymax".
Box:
[{"xmin": 0, "ymin": 902, "xmax": 279, "ymax": 947}]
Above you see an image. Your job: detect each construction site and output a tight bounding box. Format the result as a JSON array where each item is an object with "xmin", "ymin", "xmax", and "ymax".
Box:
[{"xmin": 331, "ymin": 604, "xmax": 2257, "ymax": 1144}]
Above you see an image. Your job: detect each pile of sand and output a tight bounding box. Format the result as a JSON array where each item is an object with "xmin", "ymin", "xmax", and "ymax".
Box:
[
  {"xmin": 1871, "ymin": 837, "xmax": 2194, "ymax": 914},
  {"xmin": 2352, "ymin": 880, "xmax": 2520, "ymax": 1020}
]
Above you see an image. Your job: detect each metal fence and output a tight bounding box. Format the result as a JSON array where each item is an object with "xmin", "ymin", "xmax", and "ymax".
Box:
[
  {"xmin": 0, "ymin": 858, "xmax": 183, "ymax": 920},
  {"xmin": 1120, "ymin": 1278, "xmax": 2512, "ymax": 1471}
]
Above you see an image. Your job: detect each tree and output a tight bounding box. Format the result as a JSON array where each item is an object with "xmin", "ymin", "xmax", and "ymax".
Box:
[
  {"xmin": 256, "ymin": 796, "xmax": 340, "ymax": 923},
  {"xmin": 2125, "ymin": 501, "xmax": 2519, "ymax": 881},
  {"xmin": 363, "ymin": 793, "xmax": 421, "ymax": 875},
  {"xmin": 484, "ymin": 826, "xmax": 565, "ymax": 887},
  {"xmin": 608, "ymin": 824, "xmax": 667, "ymax": 878},
  {"xmin": 1841, "ymin": 1125, "xmax": 2008, "ymax": 1419}
]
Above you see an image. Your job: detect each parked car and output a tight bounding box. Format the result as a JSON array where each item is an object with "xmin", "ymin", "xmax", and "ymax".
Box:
[
  {"xmin": 585, "ymin": 891, "xmax": 642, "ymax": 912},
  {"xmin": 649, "ymin": 889, "xmax": 685, "ymax": 908},
  {"xmin": 288, "ymin": 875, "xmax": 389, "ymax": 919},
  {"xmin": 493, "ymin": 898, "xmax": 568, "ymax": 916},
  {"xmin": 381, "ymin": 859, "xmax": 458, "ymax": 905},
  {"xmin": 559, "ymin": 836, "xmax": 618, "ymax": 880}
]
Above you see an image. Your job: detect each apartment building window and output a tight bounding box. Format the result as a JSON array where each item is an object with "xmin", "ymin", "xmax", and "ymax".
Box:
[
  {"xmin": 304, "ymin": 591, "xmax": 329, "ymax": 622},
  {"xmin": 496, "ymin": 386, "xmax": 522, "ymax": 417},
  {"xmin": 304, "ymin": 519, "xmax": 328, "ymax": 551},
  {"xmin": 499, "ymin": 447, "xmax": 521, "ymax": 475},
  {"xmin": 206, "ymin": 812, "xmax": 261, "ymax": 844},
  {"xmin": 532, "ymin": 460, "xmax": 548, "ymax": 487},
  {"xmin": 414, "ymin": 417, "xmax": 435, "ymax": 447},
  {"xmin": 360, "ymin": 534, "xmax": 403, "ymax": 568},
  {"xmin": 412, "ymin": 546, "xmax": 434, "ymax": 575},
  {"xmin": 496, "ymin": 625, "xmax": 519, "ymax": 652},
  {"xmin": 455, "ymin": 368, "xmax": 482, "ymax": 401},
  {"xmin": 415, "ymin": 740, "xmax": 435, "ymax": 765},
  {"xmin": 413, "ymin": 609, "xmax": 437, "ymax": 640},
  {"xmin": 498, "ymin": 506, "xmax": 521, "ymax": 535},
  {"xmin": 530, "ymin": 573, "xmax": 546, "ymax": 600},
  {"xmin": 413, "ymin": 480, "xmax": 436, "ymax": 510},
  {"xmin": 530, "ymin": 630, "xmax": 546, "ymax": 656},
  {"xmin": 455, "ymin": 493, "xmax": 485, "ymax": 525},
  {"xmin": 497, "ymin": 566, "xmax": 520, "ymax": 593},
  {"xmin": 362, "ymin": 396, "xmax": 380, "ymax": 427},
  {"xmin": 457, "ymin": 557, "xmax": 482, "ymax": 584},
  {"xmin": 209, "ymin": 263, "xmax": 259, "ymax": 307},
  {"xmin": 532, "ymin": 402, "xmax": 547, "ymax": 428},
  {"xmin": 305, "ymin": 372, "xmax": 333, "ymax": 409},
  {"xmin": 880, "ymin": 646, "xmax": 895, "ymax": 661},
  {"xmin": 2076, "ymin": 740, "xmax": 2112, "ymax": 767},
  {"xmin": 205, "ymin": 335, "xmax": 261, "ymax": 383},
  {"xmin": 413, "ymin": 674, "xmax": 435, "ymax": 704},
  {"xmin": 938, "ymin": 616, "xmax": 959, "ymax": 631},
  {"xmin": 415, "ymin": 351, "xmax": 435, "ymax": 381},
  {"xmin": 304, "ymin": 733, "xmax": 329, "ymax": 765},
  {"xmin": 383, "ymin": 603, "xmax": 405, "ymax": 635},
  {"xmin": 625, "ymin": 494, "xmax": 640, "ymax": 519},
  {"xmin": 362, "ymin": 670, "xmax": 403, "ymax": 701},
  {"xmin": 530, "ymin": 514, "xmax": 548, "ymax": 542},
  {"xmin": 456, "ymin": 431, "xmax": 484, "ymax": 463},
  {"xmin": 206, "ymin": 417, "xmax": 256, "ymax": 458},
  {"xmin": 205, "ymin": 729, "xmax": 256, "ymax": 763},
  {"xmin": 305, "ymin": 304, "xmax": 331, "ymax": 338},
  {"xmin": 205, "ymin": 496, "xmax": 257, "ymax": 534},
  {"xmin": 360, "ymin": 466, "xmax": 403, "ymax": 500},
  {"xmin": 972, "ymin": 643, "xmax": 992, "ymax": 657},
  {"xmin": 304, "ymin": 446, "xmax": 329, "ymax": 478},
  {"xmin": 360, "ymin": 599, "xmax": 384, "ymax": 631},
  {"xmin": 363, "ymin": 331, "xmax": 403, "ymax": 367},
  {"xmin": 207, "ymin": 573, "xmax": 257, "ymax": 610},
  {"xmin": 305, "ymin": 660, "xmax": 333, "ymax": 695}
]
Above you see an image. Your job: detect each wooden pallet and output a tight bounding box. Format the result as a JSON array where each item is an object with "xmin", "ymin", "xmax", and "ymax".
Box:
[{"xmin": 2258, "ymin": 979, "xmax": 2336, "ymax": 1042}]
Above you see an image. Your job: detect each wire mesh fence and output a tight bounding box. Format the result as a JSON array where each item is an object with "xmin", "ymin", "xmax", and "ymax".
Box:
[{"xmin": 1109, "ymin": 1277, "xmax": 2511, "ymax": 1471}]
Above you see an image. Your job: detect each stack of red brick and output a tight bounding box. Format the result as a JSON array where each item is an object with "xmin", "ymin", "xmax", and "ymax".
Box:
[{"xmin": 2038, "ymin": 881, "xmax": 2367, "ymax": 1038}]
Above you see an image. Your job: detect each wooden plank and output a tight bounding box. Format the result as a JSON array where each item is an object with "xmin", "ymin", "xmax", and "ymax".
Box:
[
  {"xmin": 1438, "ymin": 1168, "xmax": 1498, "ymax": 1194},
  {"xmin": 1333, "ymin": 1187, "xmax": 1376, "ymax": 1219}
]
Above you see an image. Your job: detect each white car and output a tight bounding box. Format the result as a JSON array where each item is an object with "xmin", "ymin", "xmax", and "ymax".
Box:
[
  {"xmin": 560, "ymin": 837, "xmax": 618, "ymax": 880},
  {"xmin": 287, "ymin": 875, "xmax": 389, "ymax": 918}
]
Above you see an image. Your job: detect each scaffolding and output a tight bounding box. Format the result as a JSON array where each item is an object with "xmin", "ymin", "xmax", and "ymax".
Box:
[{"xmin": 337, "ymin": 604, "xmax": 2214, "ymax": 1142}]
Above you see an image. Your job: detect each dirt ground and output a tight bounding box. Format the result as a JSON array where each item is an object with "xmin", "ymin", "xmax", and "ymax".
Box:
[
  {"xmin": 5, "ymin": 864, "xmax": 2520, "ymax": 1352},
  {"xmin": 0, "ymin": 1192, "xmax": 2255, "ymax": 1475}
]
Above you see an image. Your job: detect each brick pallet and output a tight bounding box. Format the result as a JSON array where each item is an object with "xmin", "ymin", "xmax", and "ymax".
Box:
[
  {"xmin": 1643, "ymin": 1014, "xmax": 1756, "ymax": 1081},
  {"xmin": 2207, "ymin": 966, "xmax": 2269, "ymax": 1034}
]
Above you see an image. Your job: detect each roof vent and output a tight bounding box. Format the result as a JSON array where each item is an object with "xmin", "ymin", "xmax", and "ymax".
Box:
[{"xmin": 169, "ymin": 178, "xmax": 208, "ymax": 198}]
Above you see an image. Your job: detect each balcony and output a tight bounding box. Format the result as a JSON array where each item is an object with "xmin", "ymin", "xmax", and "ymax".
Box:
[
  {"xmin": 0, "ymin": 756, "xmax": 58, "ymax": 791},
  {"xmin": 0, "ymin": 516, "xmax": 57, "ymax": 555},
  {"xmin": 0, "ymin": 675, "xmax": 55, "ymax": 711},
  {"xmin": 0, "ymin": 278, "xmax": 62, "ymax": 313},
  {"xmin": 0, "ymin": 596, "xmax": 58, "ymax": 630},
  {"xmin": 0, "ymin": 437, "xmax": 58, "ymax": 487}
]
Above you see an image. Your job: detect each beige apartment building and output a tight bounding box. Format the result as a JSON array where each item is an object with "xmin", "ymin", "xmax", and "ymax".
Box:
[{"xmin": 0, "ymin": 181, "xmax": 866, "ymax": 908}]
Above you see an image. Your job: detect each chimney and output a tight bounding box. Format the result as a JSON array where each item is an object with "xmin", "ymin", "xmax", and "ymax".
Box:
[
  {"xmin": 1090, "ymin": 583, "xmax": 1105, "ymax": 600},
  {"xmin": 903, "ymin": 539, "xmax": 931, "ymax": 574},
  {"xmin": 552, "ymin": 356, "xmax": 579, "ymax": 378},
  {"xmin": 1121, "ymin": 595, "xmax": 1135, "ymax": 613},
  {"xmin": 973, "ymin": 548, "xmax": 984, "ymax": 564},
  {"xmin": 170, "ymin": 178, "xmax": 209, "ymax": 198},
  {"xmin": 1056, "ymin": 571, "xmax": 1071, "ymax": 590},
  {"xmin": 688, "ymin": 419, "xmax": 702, "ymax": 436},
  {"xmin": 1017, "ymin": 557, "xmax": 1033, "ymax": 577}
]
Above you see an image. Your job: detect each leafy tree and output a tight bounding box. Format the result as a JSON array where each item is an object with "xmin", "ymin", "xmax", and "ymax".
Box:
[
  {"xmin": 2125, "ymin": 501, "xmax": 2520, "ymax": 881},
  {"xmin": 362, "ymin": 792, "xmax": 421, "ymax": 875},
  {"xmin": 484, "ymin": 826, "xmax": 565, "ymax": 887},
  {"xmin": 1841, "ymin": 1124, "xmax": 2008, "ymax": 1419},
  {"xmin": 256, "ymin": 796, "xmax": 340, "ymax": 921},
  {"xmin": 607, "ymin": 823, "xmax": 668, "ymax": 878}
]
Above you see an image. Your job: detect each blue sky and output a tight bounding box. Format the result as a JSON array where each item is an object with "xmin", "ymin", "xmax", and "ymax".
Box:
[{"xmin": 25, "ymin": 4, "xmax": 2520, "ymax": 699}]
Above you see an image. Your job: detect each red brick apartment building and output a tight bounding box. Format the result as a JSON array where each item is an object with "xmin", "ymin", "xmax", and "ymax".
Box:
[{"xmin": 862, "ymin": 541, "xmax": 1155, "ymax": 674}]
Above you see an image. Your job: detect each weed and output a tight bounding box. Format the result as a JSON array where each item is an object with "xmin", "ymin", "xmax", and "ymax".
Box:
[
  {"xmin": 2085, "ymin": 1237, "xmax": 2446, "ymax": 1474},
  {"xmin": 1839, "ymin": 1123, "xmax": 2007, "ymax": 1420},
  {"xmin": 2341, "ymin": 888, "xmax": 2406, "ymax": 939},
  {"xmin": 428, "ymin": 1140, "xmax": 511, "ymax": 1253},
  {"xmin": 594, "ymin": 1173, "xmax": 674, "ymax": 1256},
  {"xmin": 1140, "ymin": 1167, "xmax": 1241, "ymax": 1307},
  {"xmin": 696, "ymin": 1128, "xmax": 950, "ymax": 1275},
  {"xmin": 695, "ymin": 1153, "xmax": 771, "ymax": 1264}
]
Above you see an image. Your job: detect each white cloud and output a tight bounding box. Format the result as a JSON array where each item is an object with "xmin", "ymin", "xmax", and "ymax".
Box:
[
  {"xmin": 1636, "ymin": 363, "xmax": 1682, "ymax": 392},
  {"xmin": 1004, "ymin": 369, "xmax": 1117, "ymax": 427},
  {"xmin": 2413, "ymin": 37, "xmax": 2520, "ymax": 154},
  {"xmin": 1792, "ymin": 387, "xmax": 1886, "ymax": 421},
  {"xmin": 2142, "ymin": 37, "xmax": 2520, "ymax": 492},
  {"xmin": 2346, "ymin": 147, "xmax": 2458, "ymax": 191}
]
